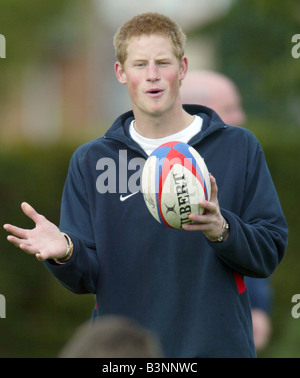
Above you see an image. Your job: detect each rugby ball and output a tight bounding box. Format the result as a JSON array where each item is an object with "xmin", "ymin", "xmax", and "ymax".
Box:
[{"xmin": 141, "ymin": 141, "xmax": 211, "ymax": 229}]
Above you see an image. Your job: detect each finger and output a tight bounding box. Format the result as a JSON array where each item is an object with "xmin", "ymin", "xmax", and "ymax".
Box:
[
  {"xmin": 19, "ymin": 243, "xmax": 40, "ymax": 255},
  {"xmin": 7, "ymin": 234, "xmax": 43, "ymax": 257},
  {"xmin": 182, "ymin": 222, "xmax": 209, "ymax": 232},
  {"xmin": 198, "ymin": 200, "xmax": 216, "ymax": 215},
  {"xmin": 209, "ymin": 174, "xmax": 218, "ymax": 203},
  {"xmin": 35, "ymin": 253, "xmax": 44, "ymax": 261},
  {"xmin": 3, "ymin": 224, "xmax": 28, "ymax": 239},
  {"xmin": 7, "ymin": 234, "xmax": 26, "ymax": 248},
  {"xmin": 21, "ymin": 202, "xmax": 41, "ymax": 224},
  {"xmin": 7, "ymin": 236, "xmax": 37, "ymax": 256}
]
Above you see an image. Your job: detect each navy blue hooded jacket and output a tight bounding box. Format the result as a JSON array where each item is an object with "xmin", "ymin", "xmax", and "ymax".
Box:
[{"xmin": 45, "ymin": 105, "xmax": 288, "ymax": 358}]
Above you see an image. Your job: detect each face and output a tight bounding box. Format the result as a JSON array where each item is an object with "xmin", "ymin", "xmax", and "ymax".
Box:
[{"xmin": 115, "ymin": 34, "xmax": 188, "ymax": 119}]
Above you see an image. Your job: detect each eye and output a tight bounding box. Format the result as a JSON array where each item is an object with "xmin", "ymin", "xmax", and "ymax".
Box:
[
  {"xmin": 158, "ymin": 61, "xmax": 170, "ymax": 66},
  {"xmin": 134, "ymin": 62, "xmax": 146, "ymax": 68}
]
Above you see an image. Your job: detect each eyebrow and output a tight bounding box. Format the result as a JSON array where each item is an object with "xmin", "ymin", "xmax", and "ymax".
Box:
[{"xmin": 132, "ymin": 57, "xmax": 172, "ymax": 63}]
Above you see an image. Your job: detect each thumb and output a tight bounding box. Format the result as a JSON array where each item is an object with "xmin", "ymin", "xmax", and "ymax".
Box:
[{"xmin": 21, "ymin": 202, "xmax": 42, "ymax": 224}]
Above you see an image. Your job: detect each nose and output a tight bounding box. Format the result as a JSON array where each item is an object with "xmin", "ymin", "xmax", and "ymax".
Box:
[{"xmin": 146, "ymin": 63, "xmax": 160, "ymax": 82}]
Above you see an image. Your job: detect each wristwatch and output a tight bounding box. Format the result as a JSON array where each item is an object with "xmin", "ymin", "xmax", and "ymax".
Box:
[
  {"xmin": 207, "ymin": 218, "xmax": 230, "ymax": 242},
  {"xmin": 54, "ymin": 233, "xmax": 74, "ymax": 264}
]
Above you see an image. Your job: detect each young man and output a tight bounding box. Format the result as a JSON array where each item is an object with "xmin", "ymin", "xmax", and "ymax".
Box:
[{"xmin": 4, "ymin": 13, "xmax": 288, "ymax": 358}]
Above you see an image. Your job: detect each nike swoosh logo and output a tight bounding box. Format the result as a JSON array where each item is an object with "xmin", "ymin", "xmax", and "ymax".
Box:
[{"xmin": 119, "ymin": 191, "xmax": 139, "ymax": 202}]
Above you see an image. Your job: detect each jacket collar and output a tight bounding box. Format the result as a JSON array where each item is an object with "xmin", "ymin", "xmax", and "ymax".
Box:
[{"xmin": 104, "ymin": 105, "xmax": 226, "ymax": 154}]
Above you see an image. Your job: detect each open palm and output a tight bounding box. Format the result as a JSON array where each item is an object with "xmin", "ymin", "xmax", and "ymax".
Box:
[{"xmin": 4, "ymin": 202, "xmax": 67, "ymax": 261}]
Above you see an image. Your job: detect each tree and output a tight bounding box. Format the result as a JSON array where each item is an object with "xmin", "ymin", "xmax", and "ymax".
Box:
[
  {"xmin": 0, "ymin": 0, "xmax": 82, "ymax": 100},
  {"xmin": 191, "ymin": 0, "xmax": 300, "ymax": 126}
]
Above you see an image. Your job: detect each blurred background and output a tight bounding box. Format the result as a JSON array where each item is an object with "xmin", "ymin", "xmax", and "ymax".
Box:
[{"xmin": 0, "ymin": 0, "xmax": 299, "ymax": 357}]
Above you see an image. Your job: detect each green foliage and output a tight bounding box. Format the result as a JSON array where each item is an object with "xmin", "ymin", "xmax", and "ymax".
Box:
[
  {"xmin": 0, "ymin": 0, "xmax": 82, "ymax": 99},
  {"xmin": 191, "ymin": 0, "xmax": 300, "ymax": 125},
  {"xmin": 0, "ymin": 0, "xmax": 80, "ymax": 61},
  {"xmin": 0, "ymin": 142, "xmax": 94, "ymax": 357}
]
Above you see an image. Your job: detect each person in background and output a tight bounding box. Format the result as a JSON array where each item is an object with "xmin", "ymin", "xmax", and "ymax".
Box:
[
  {"xmin": 180, "ymin": 70, "xmax": 246, "ymax": 127},
  {"xmin": 180, "ymin": 70, "xmax": 272, "ymax": 352},
  {"xmin": 58, "ymin": 315, "xmax": 163, "ymax": 358}
]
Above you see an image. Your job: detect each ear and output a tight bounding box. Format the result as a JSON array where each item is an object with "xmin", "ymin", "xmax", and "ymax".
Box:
[
  {"xmin": 179, "ymin": 56, "xmax": 188, "ymax": 81},
  {"xmin": 114, "ymin": 62, "xmax": 127, "ymax": 84}
]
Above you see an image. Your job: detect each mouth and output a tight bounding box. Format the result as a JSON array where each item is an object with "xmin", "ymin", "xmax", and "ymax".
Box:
[{"xmin": 146, "ymin": 88, "xmax": 164, "ymax": 98}]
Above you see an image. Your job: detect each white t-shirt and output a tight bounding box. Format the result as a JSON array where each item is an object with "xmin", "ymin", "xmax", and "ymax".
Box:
[{"xmin": 129, "ymin": 115, "xmax": 203, "ymax": 156}]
